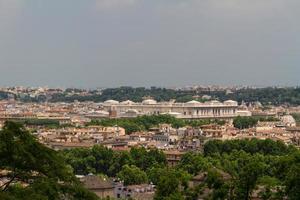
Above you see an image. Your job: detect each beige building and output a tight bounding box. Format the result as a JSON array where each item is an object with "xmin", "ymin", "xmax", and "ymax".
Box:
[{"xmin": 102, "ymin": 99, "xmax": 238, "ymax": 119}]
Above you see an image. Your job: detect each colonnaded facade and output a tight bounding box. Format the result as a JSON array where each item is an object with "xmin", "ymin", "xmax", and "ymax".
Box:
[{"xmin": 102, "ymin": 99, "xmax": 239, "ymax": 119}]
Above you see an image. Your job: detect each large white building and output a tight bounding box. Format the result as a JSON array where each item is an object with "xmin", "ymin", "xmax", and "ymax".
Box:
[{"xmin": 102, "ymin": 99, "xmax": 239, "ymax": 119}]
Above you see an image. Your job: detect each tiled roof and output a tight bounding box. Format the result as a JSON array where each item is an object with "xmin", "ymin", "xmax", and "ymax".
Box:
[{"xmin": 80, "ymin": 175, "xmax": 114, "ymax": 190}]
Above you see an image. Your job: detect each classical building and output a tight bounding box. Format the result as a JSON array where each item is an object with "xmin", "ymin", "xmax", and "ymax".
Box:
[{"xmin": 102, "ymin": 99, "xmax": 238, "ymax": 119}]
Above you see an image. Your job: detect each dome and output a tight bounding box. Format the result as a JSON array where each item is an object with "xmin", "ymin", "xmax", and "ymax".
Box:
[
  {"xmin": 142, "ymin": 99, "xmax": 157, "ymax": 105},
  {"xmin": 120, "ymin": 100, "xmax": 135, "ymax": 105},
  {"xmin": 104, "ymin": 100, "xmax": 119, "ymax": 104},
  {"xmin": 210, "ymin": 100, "xmax": 221, "ymax": 105},
  {"xmin": 186, "ymin": 100, "xmax": 201, "ymax": 105},
  {"xmin": 281, "ymin": 115, "xmax": 296, "ymax": 126},
  {"xmin": 224, "ymin": 100, "xmax": 238, "ymax": 106}
]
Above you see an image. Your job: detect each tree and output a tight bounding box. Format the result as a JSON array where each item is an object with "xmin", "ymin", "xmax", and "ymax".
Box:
[
  {"xmin": 257, "ymin": 176, "xmax": 283, "ymax": 200},
  {"xmin": 177, "ymin": 152, "xmax": 209, "ymax": 175},
  {"xmin": 233, "ymin": 116, "xmax": 258, "ymax": 129},
  {"xmin": 154, "ymin": 169, "xmax": 183, "ymax": 200},
  {"xmin": 130, "ymin": 147, "xmax": 167, "ymax": 170},
  {"xmin": 203, "ymin": 139, "xmax": 293, "ymax": 156},
  {"xmin": 117, "ymin": 165, "xmax": 148, "ymax": 186},
  {"xmin": 108, "ymin": 151, "xmax": 133, "ymax": 176},
  {"xmin": 0, "ymin": 121, "xmax": 98, "ymax": 200},
  {"xmin": 147, "ymin": 166, "xmax": 167, "ymax": 185},
  {"xmin": 285, "ymin": 164, "xmax": 300, "ymax": 200},
  {"xmin": 234, "ymin": 153, "xmax": 267, "ymax": 200},
  {"xmin": 91, "ymin": 145, "xmax": 114, "ymax": 175}
]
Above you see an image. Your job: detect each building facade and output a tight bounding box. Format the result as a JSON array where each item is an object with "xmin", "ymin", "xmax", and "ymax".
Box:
[{"xmin": 102, "ymin": 99, "xmax": 238, "ymax": 119}]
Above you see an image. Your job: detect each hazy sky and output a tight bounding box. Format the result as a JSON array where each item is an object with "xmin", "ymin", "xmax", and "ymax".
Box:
[{"xmin": 0, "ymin": 0, "xmax": 299, "ymax": 88}]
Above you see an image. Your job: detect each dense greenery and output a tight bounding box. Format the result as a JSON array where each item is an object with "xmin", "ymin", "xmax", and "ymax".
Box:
[
  {"xmin": 203, "ymin": 139, "xmax": 296, "ymax": 156},
  {"xmin": 233, "ymin": 116, "xmax": 281, "ymax": 129},
  {"xmin": 117, "ymin": 165, "xmax": 148, "ymax": 185},
  {"xmin": 49, "ymin": 87, "xmax": 198, "ymax": 103},
  {"xmin": 2, "ymin": 121, "xmax": 300, "ymax": 199},
  {"xmin": 15, "ymin": 118, "xmax": 60, "ymax": 126},
  {"xmin": 51, "ymin": 87, "xmax": 300, "ymax": 105},
  {"xmin": 222, "ymin": 87, "xmax": 300, "ymax": 105},
  {"xmin": 62, "ymin": 146, "xmax": 166, "ymax": 180},
  {"xmin": 61, "ymin": 137, "xmax": 300, "ymax": 199},
  {"xmin": 233, "ymin": 116, "xmax": 259, "ymax": 129},
  {"xmin": 8, "ymin": 86, "xmax": 300, "ymax": 105},
  {"xmin": 11, "ymin": 119, "xmax": 74, "ymax": 129},
  {"xmin": 291, "ymin": 113, "xmax": 300, "ymax": 126},
  {"xmin": 175, "ymin": 139, "xmax": 300, "ymax": 200},
  {"xmin": 92, "ymin": 115, "xmax": 278, "ymax": 133},
  {"xmin": 0, "ymin": 91, "xmax": 13, "ymax": 100},
  {"xmin": 0, "ymin": 121, "xmax": 98, "ymax": 200},
  {"xmin": 88, "ymin": 114, "xmax": 225, "ymax": 134}
]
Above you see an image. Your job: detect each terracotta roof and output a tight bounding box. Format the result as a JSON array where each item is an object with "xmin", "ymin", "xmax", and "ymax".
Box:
[{"xmin": 80, "ymin": 175, "xmax": 114, "ymax": 190}]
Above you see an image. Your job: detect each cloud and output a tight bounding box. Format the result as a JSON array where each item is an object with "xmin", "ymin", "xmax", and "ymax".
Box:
[
  {"xmin": 0, "ymin": 0, "xmax": 24, "ymax": 30},
  {"xmin": 95, "ymin": 0, "xmax": 138, "ymax": 10},
  {"xmin": 0, "ymin": 0, "xmax": 23, "ymax": 18},
  {"xmin": 0, "ymin": 0, "xmax": 299, "ymax": 87}
]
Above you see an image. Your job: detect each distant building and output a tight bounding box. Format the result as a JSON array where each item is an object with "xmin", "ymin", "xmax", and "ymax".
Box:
[
  {"xmin": 201, "ymin": 124, "xmax": 224, "ymax": 138},
  {"xmin": 281, "ymin": 115, "xmax": 296, "ymax": 127},
  {"xmin": 114, "ymin": 182, "xmax": 155, "ymax": 200},
  {"xmin": 80, "ymin": 175, "xmax": 114, "ymax": 199},
  {"xmin": 236, "ymin": 110, "xmax": 252, "ymax": 117},
  {"xmin": 164, "ymin": 150, "xmax": 184, "ymax": 167},
  {"xmin": 102, "ymin": 99, "xmax": 238, "ymax": 119}
]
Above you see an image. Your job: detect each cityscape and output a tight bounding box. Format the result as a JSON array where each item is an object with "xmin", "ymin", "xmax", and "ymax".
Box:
[
  {"xmin": 1, "ymin": 0, "xmax": 300, "ymax": 200},
  {"xmin": 0, "ymin": 86, "xmax": 300, "ymax": 199}
]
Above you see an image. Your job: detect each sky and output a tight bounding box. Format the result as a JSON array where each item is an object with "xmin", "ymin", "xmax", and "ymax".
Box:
[{"xmin": 0, "ymin": 0, "xmax": 299, "ymax": 88}]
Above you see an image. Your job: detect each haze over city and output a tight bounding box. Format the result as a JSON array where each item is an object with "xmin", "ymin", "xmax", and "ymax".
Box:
[{"xmin": 0, "ymin": 0, "xmax": 299, "ymax": 87}]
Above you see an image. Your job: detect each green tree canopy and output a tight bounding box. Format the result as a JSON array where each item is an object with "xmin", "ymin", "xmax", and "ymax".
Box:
[
  {"xmin": 117, "ymin": 165, "xmax": 148, "ymax": 186},
  {"xmin": 0, "ymin": 121, "xmax": 98, "ymax": 200}
]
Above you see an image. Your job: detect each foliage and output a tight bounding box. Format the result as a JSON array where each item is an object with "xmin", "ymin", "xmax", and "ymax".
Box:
[
  {"xmin": 117, "ymin": 165, "xmax": 148, "ymax": 185},
  {"xmin": 60, "ymin": 137, "xmax": 300, "ymax": 200},
  {"xmin": 10, "ymin": 119, "xmax": 300, "ymax": 199},
  {"xmin": 154, "ymin": 169, "xmax": 185, "ymax": 200},
  {"xmin": 88, "ymin": 114, "xmax": 212, "ymax": 134},
  {"xmin": 285, "ymin": 163, "xmax": 300, "ymax": 200},
  {"xmin": 203, "ymin": 138, "xmax": 295, "ymax": 156},
  {"xmin": 62, "ymin": 146, "xmax": 167, "ymax": 176},
  {"xmin": 0, "ymin": 121, "xmax": 99, "ymax": 200},
  {"xmin": 233, "ymin": 116, "xmax": 280, "ymax": 130},
  {"xmin": 233, "ymin": 116, "xmax": 258, "ymax": 129},
  {"xmin": 291, "ymin": 113, "xmax": 300, "ymax": 126},
  {"xmin": 258, "ymin": 117, "xmax": 280, "ymax": 122},
  {"xmin": 177, "ymin": 152, "xmax": 209, "ymax": 175},
  {"xmin": 11, "ymin": 86, "xmax": 300, "ymax": 106},
  {"xmin": 15, "ymin": 118, "xmax": 60, "ymax": 127}
]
